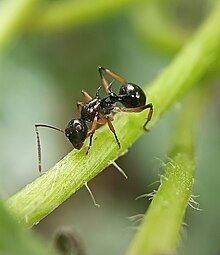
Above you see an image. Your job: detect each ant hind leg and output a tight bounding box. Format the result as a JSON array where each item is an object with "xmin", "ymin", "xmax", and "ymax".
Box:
[
  {"xmin": 143, "ymin": 103, "xmax": 153, "ymax": 131},
  {"xmin": 113, "ymin": 103, "xmax": 153, "ymax": 131}
]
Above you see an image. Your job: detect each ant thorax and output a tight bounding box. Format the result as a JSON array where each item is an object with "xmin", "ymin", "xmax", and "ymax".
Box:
[
  {"xmin": 99, "ymin": 100, "xmax": 114, "ymax": 116},
  {"xmin": 80, "ymin": 98, "xmax": 101, "ymax": 122}
]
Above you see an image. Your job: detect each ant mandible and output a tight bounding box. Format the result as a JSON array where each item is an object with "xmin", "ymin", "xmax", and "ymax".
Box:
[{"xmin": 35, "ymin": 66, "xmax": 153, "ymax": 172}]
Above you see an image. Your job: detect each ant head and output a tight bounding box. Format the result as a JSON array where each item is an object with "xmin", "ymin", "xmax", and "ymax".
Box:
[{"xmin": 65, "ymin": 119, "xmax": 88, "ymax": 149}]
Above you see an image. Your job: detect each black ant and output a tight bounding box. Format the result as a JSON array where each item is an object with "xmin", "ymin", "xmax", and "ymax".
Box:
[{"xmin": 35, "ymin": 66, "xmax": 153, "ymax": 172}]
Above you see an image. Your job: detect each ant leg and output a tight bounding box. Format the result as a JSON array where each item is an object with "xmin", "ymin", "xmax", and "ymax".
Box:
[
  {"xmin": 86, "ymin": 116, "xmax": 98, "ymax": 155},
  {"xmin": 87, "ymin": 134, "xmax": 94, "ymax": 155},
  {"xmin": 98, "ymin": 66, "xmax": 126, "ymax": 86},
  {"xmin": 113, "ymin": 105, "xmax": 148, "ymax": 113},
  {"xmin": 76, "ymin": 101, "xmax": 84, "ymax": 114},
  {"xmin": 98, "ymin": 66, "xmax": 110, "ymax": 93},
  {"xmin": 113, "ymin": 103, "xmax": 153, "ymax": 131},
  {"xmin": 106, "ymin": 116, "xmax": 121, "ymax": 148},
  {"xmin": 82, "ymin": 90, "xmax": 92, "ymax": 102},
  {"xmin": 34, "ymin": 124, "xmax": 64, "ymax": 173},
  {"xmin": 143, "ymin": 103, "xmax": 153, "ymax": 131}
]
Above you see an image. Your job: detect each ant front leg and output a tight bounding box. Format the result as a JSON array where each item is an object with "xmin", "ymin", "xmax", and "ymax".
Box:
[
  {"xmin": 86, "ymin": 115, "xmax": 98, "ymax": 155},
  {"xmin": 113, "ymin": 103, "xmax": 153, "ymax": 131}
]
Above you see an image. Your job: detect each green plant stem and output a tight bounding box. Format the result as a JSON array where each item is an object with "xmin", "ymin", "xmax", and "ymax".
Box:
[
  {"xmin": 0, "ymin": 197, "xmax": 51, "ymax": 255},
  {"xmin": 126, "ymin": 90, "xmax": 202, "ymax": 255},
  {"xmin": 0, "ymin": 0, "xmax": 39, "ymax": 53},
  {"xmin": 31, "ymin": 0, "xmax": 144, "ymax": 33},
  {"xmin": 6, "ymin": 3, "xmax": 220, "ymax": 228}
]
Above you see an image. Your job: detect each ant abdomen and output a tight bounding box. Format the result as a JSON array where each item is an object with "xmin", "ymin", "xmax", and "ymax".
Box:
[
  {"xmin": 118, "ymin": 83, "xmax": 146, "ymax": 108},
  {"xmin": 65, "ymin": 119, "xmax": 88, "ymax": 149}
]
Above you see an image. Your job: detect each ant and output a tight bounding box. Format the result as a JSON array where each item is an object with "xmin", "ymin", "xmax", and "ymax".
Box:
[{"xmin": 35, "ymin": 66, "xmax": 153, "ymax": 172}]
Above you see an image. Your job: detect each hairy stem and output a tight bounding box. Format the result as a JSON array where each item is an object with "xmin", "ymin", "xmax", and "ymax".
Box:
[
  {"xmin": 6, "ymin": 3, "xmax": 220, "ymax": 228},
  {"xmin": 126, "ymin": 90, "xmax": 202, "ymax": 255}
]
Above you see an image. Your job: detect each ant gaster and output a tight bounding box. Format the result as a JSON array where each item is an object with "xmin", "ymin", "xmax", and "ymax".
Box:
[{"xmin": 35, "ymin": 66, "xmax": 153, "ymax": 172}]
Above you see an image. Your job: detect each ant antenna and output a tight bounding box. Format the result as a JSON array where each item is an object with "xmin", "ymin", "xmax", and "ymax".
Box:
[
  {"xmin": 35, "ymin": 124, "xmax": 64, "ymax": 173},
  {"xmin": 84, "ymin": 182, "xmax": 100, "ymax": 207}
]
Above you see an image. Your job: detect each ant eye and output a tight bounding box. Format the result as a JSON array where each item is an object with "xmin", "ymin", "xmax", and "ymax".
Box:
[{"xmin": 76, "ymin": 124, "xmax": 83, "ymax": 132}]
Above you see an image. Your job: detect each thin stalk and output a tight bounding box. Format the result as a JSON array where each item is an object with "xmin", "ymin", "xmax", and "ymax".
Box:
[
  {"xmin": 30, "ymin": 0, "xmax": 144, "ymax": 33},
  {"xmin": 6, "ymin": 3, "xmax": 220, "ymax": 228},
  {"xmin": 0, "ymin": 197, "xmax": 51, "ymax": 255},
  {"xmin": 126, "ymin": 90, "xmax": 202, "ymax": 255},
  {"xmin": 0, "ymin": 0, "xmax": 39, "ymax": 53}
]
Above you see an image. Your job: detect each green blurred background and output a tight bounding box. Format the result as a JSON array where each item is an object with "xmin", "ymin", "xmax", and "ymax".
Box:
[{"xmin": 0, "ymin": 0, "xmax": 219, "ymax": 254}]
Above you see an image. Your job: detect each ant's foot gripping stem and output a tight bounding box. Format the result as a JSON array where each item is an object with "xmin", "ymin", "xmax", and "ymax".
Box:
[{"xmin": 143, "ymin": 103, "xmax": 153, "ymax": 132}]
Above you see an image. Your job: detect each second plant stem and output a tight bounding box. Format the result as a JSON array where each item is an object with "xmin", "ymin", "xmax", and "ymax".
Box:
[{"xmin": 126, "ymin": 90, "xmax": 203, "ymax": 255}]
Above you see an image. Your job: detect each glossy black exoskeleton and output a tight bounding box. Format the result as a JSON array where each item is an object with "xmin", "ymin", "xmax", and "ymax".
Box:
[
  {"xmin": 64, "ymin": 87, "xmax": 116, "ymax": 152},
  {"xmin": 118, "ymin": 83, "xmax": 146, "ymax": 107},
  {"xmin": 35, "ymin": 66, "xmax": 153, "ymax": 172},
  {"xmin": 64, "ymin": 119, "xmax": 88, "ymax": 150},
  {"xmin": 98, "ymin": 66, "xmax": 153, "ymax": 129}
]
